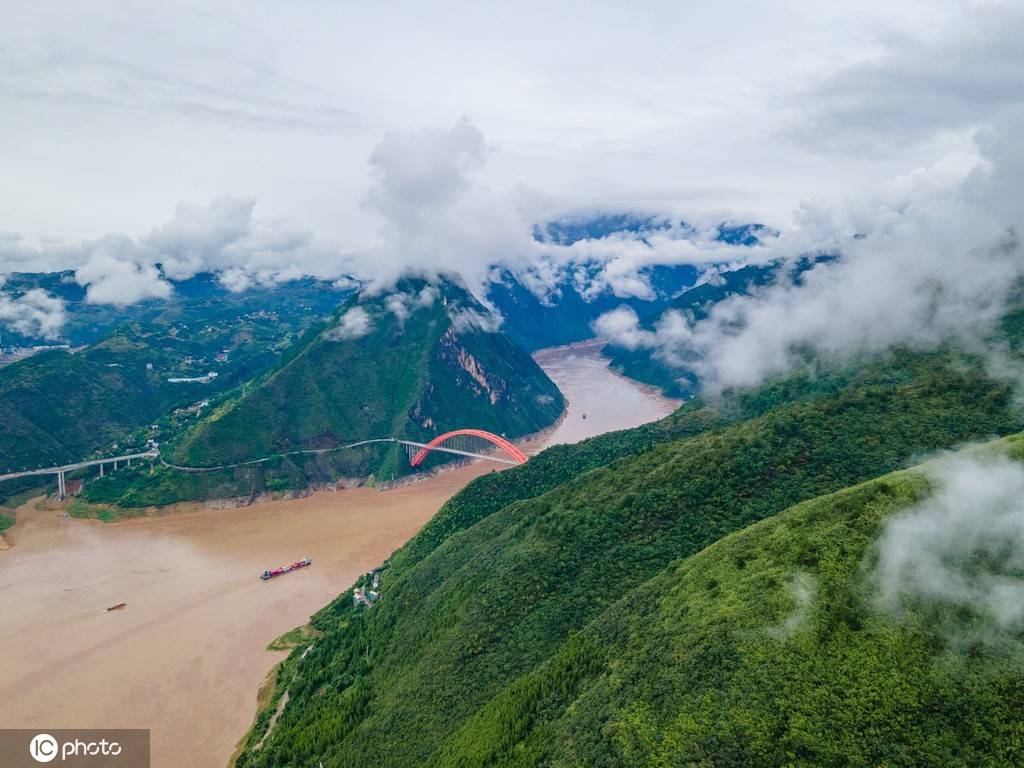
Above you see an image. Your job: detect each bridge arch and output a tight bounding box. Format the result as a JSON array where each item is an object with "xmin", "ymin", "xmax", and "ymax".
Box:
[{"xmin": 409, "ymin": 429, "xmax": 528, "ymax": 467}]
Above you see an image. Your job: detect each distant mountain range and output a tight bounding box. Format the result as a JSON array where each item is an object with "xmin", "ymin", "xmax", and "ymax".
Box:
[
  {"xmin": 490, "ymin": 214, "xmax": 775, "ymax": 351},
  {"xmin": 486, "ymin": 263, "xmax": 698, "ymax": 351}
]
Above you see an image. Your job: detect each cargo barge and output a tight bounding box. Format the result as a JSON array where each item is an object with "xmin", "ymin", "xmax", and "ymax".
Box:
[{"xmin": 261, "ymin": 557, "xmax": 312, "ymax": 580}]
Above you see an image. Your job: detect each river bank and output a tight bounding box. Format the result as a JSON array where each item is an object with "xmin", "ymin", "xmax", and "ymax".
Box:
[{"xmin": 0, "ymin": 341, "xmax": 679, "ymax": 768}]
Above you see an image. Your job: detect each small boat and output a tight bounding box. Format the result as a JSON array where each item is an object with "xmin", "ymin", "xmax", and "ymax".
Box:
[
  {"xmin": 106, "ymin": 602, "xmax": 127, "ymax": 611},
  {"xmin": 261, "ymin": 557, "xmax": 313, "ymax": 581}
]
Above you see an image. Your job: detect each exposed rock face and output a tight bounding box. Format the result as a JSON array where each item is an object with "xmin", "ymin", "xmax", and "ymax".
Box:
[
  {"xmin": 437, "ymin": 327, "xmax": 508, "ymax": 406},
  {"xmin": 455, "ymin": 345, "xmax": 502, "ymax": 405}
]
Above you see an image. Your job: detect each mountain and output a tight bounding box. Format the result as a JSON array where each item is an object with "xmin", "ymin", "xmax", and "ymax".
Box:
[
  {"xmin": 486, "ymin": 263, "xmax": 698, "ymax": 351},
  {"xmin": 233, "ymin": 318, "xmax": 1024, "ymax": 767},
  {"xmin": 604, "ymin": 254, "xmax": 833, "ymax": 396},
  {"xmin": 83, "ymin": 277, "xmax": 564, "ymax": 507},
  {"xmin": 0, "ymin": 277, "xmax": 351, "ymax": 501},
  {"xmin": 435, "ymin": 437, "xmax": 1024, "ymax": 767},
  {"xmin": 487, "ymin": 214, "xmax": 774, "ymax": 351}
]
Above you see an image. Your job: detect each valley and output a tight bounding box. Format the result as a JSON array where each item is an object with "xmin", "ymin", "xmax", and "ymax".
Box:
[{"xmin": 0, "ymin": 342, "xmax": 677, "ymax": 768}]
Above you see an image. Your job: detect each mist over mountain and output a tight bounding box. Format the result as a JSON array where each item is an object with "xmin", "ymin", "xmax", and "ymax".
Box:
[{"xmin": 599, "ymin": 254, "xmax": 835, "ymax": 396}]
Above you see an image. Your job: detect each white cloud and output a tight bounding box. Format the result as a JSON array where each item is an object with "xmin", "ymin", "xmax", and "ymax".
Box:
[
  {"xmin": 383, "ymin": 285, "xmax": 439, "ymax": 324},
  {"xmin": 355, "ymin": 117, "xmax": 772, "ymax": 303},
  {"xmin": 449, "ymin": 307, "xmax": 501, "ymax": 334},
  {"xmin": 597, "ymin": 105, "xmax": 1024, "ymax": 394},
  {"xmin": 0, "ymin": 278, "xmax": 66, "ymax": 339},
  {"xmin": 592, "ymin": 306, "xmax": 653, "ymax": 349},
  {"xmin": 873, "ymin": 452, "xmax": 1024, "ymax": 645},
  {"xmin": 0, "ymin": 197, "xmax": 358, "ymax": 307},
  {"xmin": 74, "ymin": 235, "xmax": 173, "ymax": 305},
  {"xmin": 357, "ymin": 117, "xmax": 541, "ymax": 292},
  {"xmin": 146, "ymin": 197, "xmax": 353, "ymax": 287},
  {"xmin": 324, "ymin": 306, "xmax": 372, "ymax": 341}
]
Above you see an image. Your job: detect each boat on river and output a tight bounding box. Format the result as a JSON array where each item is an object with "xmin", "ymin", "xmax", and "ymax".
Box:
[{"xmin": 261, "ymin": 557, "xmax": 312, "ymax": 581}]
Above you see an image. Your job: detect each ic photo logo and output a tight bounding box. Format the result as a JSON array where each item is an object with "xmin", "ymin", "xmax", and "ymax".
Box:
[
  {"xmin": 29, "ymin": 733, "xmax": 123, "ymax": 762},
  {"xmin": 29, "ymin": 733, "xmax": 58, "ymax": 763},
  {"xmin": 1, "ymin": 728, "xmax": 148, "ymax": 767}
]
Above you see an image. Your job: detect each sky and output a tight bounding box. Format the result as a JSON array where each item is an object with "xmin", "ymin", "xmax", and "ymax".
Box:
[
  {"xmin": 0, "ymin": 1, "xmax": 1013, "ymax": 244},
  {"xmin": 0, "ymin": 0, "xmax": 1022, "ymax": 371}
]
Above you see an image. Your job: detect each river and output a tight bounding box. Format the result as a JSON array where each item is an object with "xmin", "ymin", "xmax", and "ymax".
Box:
[{"xmin": 0, "ymin": 340, "xmax": 678, "ymax": 768}]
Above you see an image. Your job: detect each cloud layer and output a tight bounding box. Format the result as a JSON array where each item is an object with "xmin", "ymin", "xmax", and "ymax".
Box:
[
  {"xmin": 874, "ymin": 452, "xmax": 1024, "ymax": 646},
  {"xmin": 0, "ymin": 277, "xmax": 66, "ymax": 339},
  {"xmin": 597, "ymin": 110, "xmax": 1024, "ymax": 394}
]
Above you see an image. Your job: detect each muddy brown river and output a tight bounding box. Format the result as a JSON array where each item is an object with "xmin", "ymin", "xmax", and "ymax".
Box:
[{"xmin": 0, "ymin": 341, "xmax": 678, "ymax": 768}]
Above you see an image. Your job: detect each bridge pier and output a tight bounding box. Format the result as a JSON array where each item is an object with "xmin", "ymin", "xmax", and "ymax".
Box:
[
  {"xmin": 57, "ymin": 470, "xmax": 66, "ymax": 500},
  {"xmin": 99, "ymin": 463, "xmax": 104, "ymax": 478}
]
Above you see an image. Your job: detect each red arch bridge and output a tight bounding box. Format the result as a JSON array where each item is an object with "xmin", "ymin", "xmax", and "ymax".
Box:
[{"xmin": 404, "ymin": 429, "xmax": 529, "ymax": 467}]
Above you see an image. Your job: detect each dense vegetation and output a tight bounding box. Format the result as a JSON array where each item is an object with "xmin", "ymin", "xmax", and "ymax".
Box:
[
  {"xmin": 236, "ymin": 339, "xmax": 1024, "ymax": 767},
  {"xmin": 439, "ymin": 437, "xmax": 1024, "ymax": 767},
  {"xmin": 82, "ymin": 279, "xmax": 564, "ymax": 507},
  {"xmin": 0, "ymin": 276, "xmax": 350, "ymax": 481}
]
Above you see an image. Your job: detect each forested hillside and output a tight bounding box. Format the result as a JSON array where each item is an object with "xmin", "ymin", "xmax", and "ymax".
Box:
[
  {"xmin": 0, "ymin": 276, "xmax": 349, "ymax": 483},
  {"xmin": 83, "ymin": 278, "xmax": 564, "ymax": 507},
  {"xmin": 437, "ymin": 436, "xmax": 1024, "ymax": 767},
  {"xmin": 235, "ymin": 331, "xmax": 1024, "ymax": 767}
]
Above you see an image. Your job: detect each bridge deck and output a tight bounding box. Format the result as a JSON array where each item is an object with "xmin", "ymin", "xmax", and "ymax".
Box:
[
  {"xmin": 0, "ymin": 451, "xmax": 159, "ymax": 483},
  {"xmin": 0, "ymin": 437, "xmax": 519, "ymax": 484}
]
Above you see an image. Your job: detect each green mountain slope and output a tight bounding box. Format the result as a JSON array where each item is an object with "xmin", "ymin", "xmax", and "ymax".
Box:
[
  {"xmin": 0, "ymin": 350, "xmax": 165, "ymax": 472},
  {"xmin": 235, "ymin": 341, "xmax": 1023, "ymax": 767},
  {"xmin": 441, "ymin": 435, "xmax": 1024, "ymax": 767},
  {"xmin": 85, "ymin": 278, "xmax": 564, "ymax": 506},
  {"xmin": 0, "ymin": 277, "xmax": 349, "ymax": 487}
]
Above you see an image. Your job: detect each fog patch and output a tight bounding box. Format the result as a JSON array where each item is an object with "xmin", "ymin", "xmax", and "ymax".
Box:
[
  {"xmin": 872, "ymin": 454, "xmax": 1024, "ymax": 647},
  {"xmin": 767, "ymin": 571, "xmax": 817, "ymax": 641},
  {"xmin": 0, "ymin": 277, "xmax": 67, "ymax": 339},
  {"xmin": 384, "ymin": 285, "xmax": 438, "ymax": 325},
  {"xmin": 449, "ymin": 307, "xmax": 501, "ymax": 334},
  {"xmin": 325, "ymin": 307, "xmax": 372, "ymax": 341}
]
